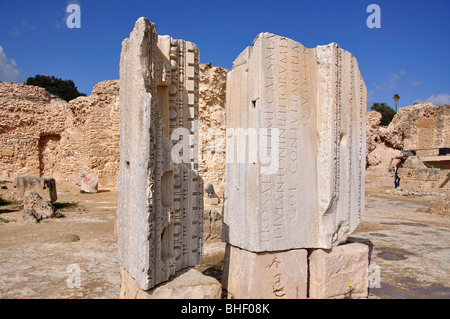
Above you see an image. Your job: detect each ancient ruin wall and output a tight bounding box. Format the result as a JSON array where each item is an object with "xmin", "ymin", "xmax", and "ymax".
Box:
[
  {"xmin": 0, "ymin": 82, "xmax": 78, "ymax": 181},
  {"xmin": 0, "ymin": 80, "xmax": 120, "ymax": 187},
  {"xmin": 71, "ymin": 80, "xmax": 121, "ymax": 186},
  {"xmin": 198, "ymin": 63, "xmax": 228, "ymax": 199}
]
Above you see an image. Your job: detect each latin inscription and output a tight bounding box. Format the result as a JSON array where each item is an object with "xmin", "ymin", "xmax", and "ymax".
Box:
[{"xmin": 260, "ymin": 35, "xmax": 302, "ymax": 249}]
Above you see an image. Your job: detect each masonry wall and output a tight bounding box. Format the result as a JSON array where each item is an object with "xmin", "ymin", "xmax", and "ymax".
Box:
[
  {"xmin": 0, "ymin": 80, "xmax": 120, "ymax": 187},
  {"xmin": 198, "ymin": 63, "xmax": 228, "ymax": 199},
  {"xmin": 73, "ymin": 80, "xmax": 121, "ymax": 186}
]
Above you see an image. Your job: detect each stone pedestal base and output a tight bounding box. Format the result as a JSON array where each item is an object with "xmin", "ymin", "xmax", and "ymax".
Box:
[
  {"xmin": 222, "ymin": 244, "xmax": 308, "ymax": 299},
  {"xmin": 119, "ymin": 266, "xmax": 222, "ymax": 299},
  {"xmin": 308, "ymin": 242, "xmax": 369, "ymax": 299}
]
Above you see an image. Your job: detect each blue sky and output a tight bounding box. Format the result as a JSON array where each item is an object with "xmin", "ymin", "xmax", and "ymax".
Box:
[{"xmin": 1, "ymin": 0, "xmax": 449, "ymax": 109}]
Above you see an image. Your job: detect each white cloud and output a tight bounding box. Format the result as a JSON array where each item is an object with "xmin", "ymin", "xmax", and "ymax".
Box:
[
  {"xmin": 9, "ymin": 18, "xmax": 39, "ymax": 37},
  {"xmin": 0, "ymin": 46, "xmax": 22, "ymax": 83},
  {"xmin": 373, "ymin": 70, "xmax": 405, "ymax": 91},
  {"xmin": 411, "ymin": 80, "xmax": 423, "ymax": 88},
  {"xmin": 390, "ymin": 70, "xmax": 405, "ymax": 86},
  {"xmin": 21, "ymin": 19, "xmax": 37, "ymax": 30},
  {"xmin": 426, "ymin": 93, "xmax": 450, "ymax": 106},
  {"xmin": 9, "ymin": 26, "xmax": 21, "ymax": 37},
  {"xmin": 390, "ymin": 73, "xmax": 400, "ymax": 82}
]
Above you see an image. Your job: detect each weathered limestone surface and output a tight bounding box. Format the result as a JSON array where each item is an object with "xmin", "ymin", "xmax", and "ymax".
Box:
[
  {"xmin": 13, "ymin": 176, "xmax": 57, "ymax": 202},
  {"xmin": 224, "ymin": 33, "xmax": 366, "ymax": 251},
  {"xmin": 222, "ymin": 244, "xmax": 308, "ymax": 299},
  {"xmin": 308, "ymin": 242, "xmax": 369, "ymax": 299},
  {"xmin": 117, "ymin": 17, "xmax": 203, "ymax": 291},
  {"xmin": 119, "ymin": 266, "xmax": 221, "ymax": 299}
]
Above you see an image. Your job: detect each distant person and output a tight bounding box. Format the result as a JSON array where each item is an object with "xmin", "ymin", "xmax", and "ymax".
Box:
[
  {"xmin": 394, "ymin": 159, "xmax": 402, "ymax": 188},
  {"xmin": 205, "ymin": 184, "xmax": 215, "ymax": 198}
]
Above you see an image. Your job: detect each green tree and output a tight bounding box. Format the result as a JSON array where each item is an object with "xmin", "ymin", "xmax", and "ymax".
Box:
[
  {"xmin": 25, "ymin": 75, "xmax": 86, "ymax": 102},
  {"xmin": 371, "ymin": 102, "xmax": 396, "ymax": 126}
]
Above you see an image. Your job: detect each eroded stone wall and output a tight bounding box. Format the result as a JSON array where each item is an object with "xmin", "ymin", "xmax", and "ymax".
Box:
[
  {"xmin": 0, "ymin": 80, "xmax": 120, "ymax": 187},
  {"xmin": 381, "ymin": 102, "xmax": 450, "ymax": 155},
  {"xmin": 0, "ymin": 82, "xmax": 79, "ymax": 181},
  {"xmin": 198, "ymin": 63, "xmax": 228, "ymax": 199}
]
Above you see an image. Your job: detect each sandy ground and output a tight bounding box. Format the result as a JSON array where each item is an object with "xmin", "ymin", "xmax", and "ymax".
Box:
[
  {"xmin": 0, "ymin": 180, "xmax": 449, "ymax": 299},
  {"xmin": 0, "ymin": 182, "xmax": 120, "ymax": 298}
]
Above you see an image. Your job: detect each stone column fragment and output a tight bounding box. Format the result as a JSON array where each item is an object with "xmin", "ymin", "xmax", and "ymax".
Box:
[
  {"xmin": 117, "ymin": 17, "xmax": 203, "ymax": 291},
  {"xmin": 223, "ymin": 33, "xmax": 367, "ymax": 252}
]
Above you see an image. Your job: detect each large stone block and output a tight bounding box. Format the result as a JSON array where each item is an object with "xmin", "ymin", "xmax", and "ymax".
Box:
[
  {"xmin": 308, "ymin": 242, "xmax": 369, "ymax": 299},
  {"xmin": 223, "ymin": 33, "xmax": 366, "ymax": 251},
  {"xmin": 119, "ymin": 266, "xmax": 221, "ymax": 299},
  {"xmin": 13, "ymin": 176, "xmax": 57, "ymax": 203},
  {"xmin": 117, "ymin": 17, "xmax": 203, "ymax": 291},
  {"xmin": 222, "ymin": 244, "xmax": 308, "ymax": 299}
]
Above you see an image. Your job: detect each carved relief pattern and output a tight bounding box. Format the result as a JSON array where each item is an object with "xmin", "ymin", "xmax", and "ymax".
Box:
[
  {"xmin": 118, "ymin": 18, "xmax": 202, "ymax": 291},
  {"xmin": 334, "ymin": 46, "xmax": 342, "ymax": 203},
  {"xmin": 147, "ymin": 23, "xmax": 158, "ymax": 285}
]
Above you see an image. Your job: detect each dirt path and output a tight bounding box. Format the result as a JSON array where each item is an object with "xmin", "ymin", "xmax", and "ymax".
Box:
[{"xmin": 0, "ymin": 182, "xmax": 448, "ymax": 299}]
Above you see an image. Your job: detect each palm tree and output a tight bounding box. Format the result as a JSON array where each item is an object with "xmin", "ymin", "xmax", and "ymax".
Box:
[{"xmin": 393, "ymin": 94, "xmax": 400, "ymax": 112}]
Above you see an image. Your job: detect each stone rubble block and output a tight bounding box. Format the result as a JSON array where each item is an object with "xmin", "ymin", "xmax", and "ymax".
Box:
[
  {"xmin": 119, "ymin": 266, "xmax": 221, "ymax": 299},
  {"xmin": 222, "ymin": 244, "xmax": 308, "ymax": 299},
  {"xmin": 22, "ymin": 191, "xmax": 62, "ymax": 223},
  {"xmin": 308, "ymin": 242, "xmax": 369, "ymax": 299}
]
